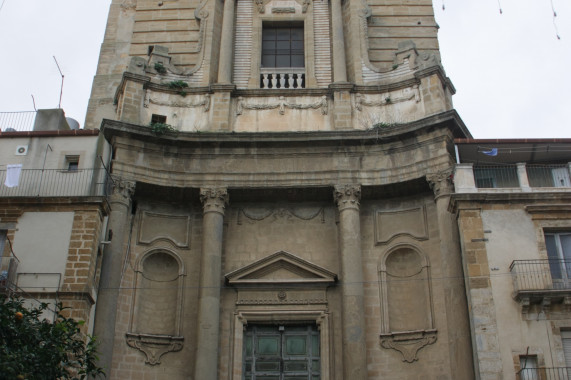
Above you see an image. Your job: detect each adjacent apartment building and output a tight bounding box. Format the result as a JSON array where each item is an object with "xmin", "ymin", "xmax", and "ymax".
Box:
[{"xmin": 0, "ymin": 109, "xmax": 110, "ymax": 334}]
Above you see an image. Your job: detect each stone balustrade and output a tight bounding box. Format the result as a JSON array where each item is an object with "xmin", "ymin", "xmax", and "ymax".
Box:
[{"xmin": 260, "ymin": 68, "xmax": 305, "ymax": 89}]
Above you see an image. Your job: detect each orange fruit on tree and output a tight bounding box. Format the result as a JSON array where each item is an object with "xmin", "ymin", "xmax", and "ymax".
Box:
[{"xmin": 15, "ymin": 311, "xmax": 23, "ymax": 321}]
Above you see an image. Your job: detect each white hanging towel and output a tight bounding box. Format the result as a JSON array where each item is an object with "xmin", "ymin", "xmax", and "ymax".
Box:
[{"xmin": 5, "ymin": 164, "xmax": 23, "ymax": 187}]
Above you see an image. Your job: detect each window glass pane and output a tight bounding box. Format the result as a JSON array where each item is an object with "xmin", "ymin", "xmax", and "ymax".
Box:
[
  {"xmin": 276, "ymin": 40, "xmax": 290, "ymax": 51},
  {"xmin": 276, "ymin": 28, "xmax": 290, "ymax": 40},
  {"xmin": 263, "ymin": 40, "xmax": 276, "ymax": 50},
  {"xmin": 561, "ymin": 234, "xmax": 571, "ymax": 260},
  {"xmin": 263, "ymin": 28, "xmax": 276, "ymax": 40},
  {"xmin": 546, "ymin": 234, "xmax": 562, "ymax": 279},
  {"xmin": 291, "ymin": 40, "xmax": 304, "ymax": 50},
  {"xmin": 276, "ymin": 55, "xmax": 291, "ymax": 67},
  {"xmin": 291, "ymin": 55, "xmax": 304, "ymax": 67},
  {"xmin": 291, "ymin": 28, "xmax": 304, "ymax": 40},
  {"xmin": 262, "ymin": 55, "xmax": 276, "ymax": 67}
]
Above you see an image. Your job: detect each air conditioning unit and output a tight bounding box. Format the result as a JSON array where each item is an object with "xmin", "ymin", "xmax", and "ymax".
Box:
[{"xmin": 15, "ymin": 145, "xmax": 28, "ymax": 155}]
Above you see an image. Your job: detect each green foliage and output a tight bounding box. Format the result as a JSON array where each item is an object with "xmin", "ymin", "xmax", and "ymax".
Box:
[
  {"xmin": 0, "ymin": 295, "xmax": 104, "ymax": 380},
  {"xmin": 167, "ymin": 80, "xmax": 189, "ymax": 89},
  {"xmin": 385, "ymin": 96, "xmax": 392, "ymax": 104},
  {"xmin": 372, "ymin": 121, "xmax": 398, "ymax": 129},
  {"xmin": 154, "ymin": 62, "xmax": 167, "ymax": 74},
  {"xmin": 149, "ymin": 122, "xmax": 177, "ymax": 135},
  {"xmin": 392, "ymin": 64, "xmax": 399, "ymax": 70}
]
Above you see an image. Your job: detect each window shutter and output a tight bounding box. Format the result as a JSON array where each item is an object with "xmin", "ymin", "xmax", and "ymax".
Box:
[{"xmin": 562, "ymin": 330, "xmax": 571, "ymax": 367}]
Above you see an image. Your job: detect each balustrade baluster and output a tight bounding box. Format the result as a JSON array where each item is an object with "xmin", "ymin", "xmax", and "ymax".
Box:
[
  {"xmin": 262, "ymin": 74, "xmax": 269, "ymax": 89},
  {"xmin": 288, "ymin": 73, "xmax": 295, "ymax": 88}
]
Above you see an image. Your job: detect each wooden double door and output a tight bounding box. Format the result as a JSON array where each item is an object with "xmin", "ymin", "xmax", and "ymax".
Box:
[{"xmin": 243, "ymin": 324, "xmax": 320, "ymax": 380}]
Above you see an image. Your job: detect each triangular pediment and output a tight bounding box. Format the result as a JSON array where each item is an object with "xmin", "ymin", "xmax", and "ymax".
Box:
[{"xmin": 225, "ymin": 251, "xmax": 337, "ymax": 286}]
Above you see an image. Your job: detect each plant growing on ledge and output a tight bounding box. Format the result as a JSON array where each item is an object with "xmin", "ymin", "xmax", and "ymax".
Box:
[
  {"xmin": 154, "ymin": 62, "xmax": 167, "ymax": 74},
  {"xmin": 149, "ymin": 122, "xmax": 177, "ymax": 135},
  {"xmin": 167, "ymin": 80, "xmax": 189, "ymax": 89},
  {"xmin": 371, "ymin": 121, "xmax": 399, "ymax": 129}
]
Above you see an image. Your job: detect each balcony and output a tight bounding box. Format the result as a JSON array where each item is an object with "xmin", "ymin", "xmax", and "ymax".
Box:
[
  {"xmin": 260, "ymin": 68, "xmax": 305, "ymax": 89},
  {"xmin": 454, "ymin": 163, "xmax": 571, "ymax": 193},
  {"xmin": 510, "ymin": 259, "xmax": 571, "ymax": 312},
  {"xmin": 517, "ymin": 367, "xmax": 571, "ymax": 380},
  {"xmin": 0, "ymin": 111, "xmax": 36, "ymax": 132},
  {"xmin": 0, "ymin": 168, "xmax": 109, "ymax": 198}
]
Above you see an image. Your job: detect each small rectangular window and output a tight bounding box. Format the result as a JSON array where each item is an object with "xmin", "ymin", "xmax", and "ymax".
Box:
[
  {"xmin": 65, "ymin": 155, "xmax": 79, "ymax": 172},
  {"xmin": 151, "ymin": 114, "xmax": 167, "ymax": 124}
]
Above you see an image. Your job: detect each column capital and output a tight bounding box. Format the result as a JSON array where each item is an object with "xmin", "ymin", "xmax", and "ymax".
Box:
[
  {"xmin": 334, "ymin": 184, "xmax": 361, "ymax": 211},
  {"xmin": 426, "ymin": 169, "xmax": 454, "ymax": 199},
  {"xmin": 110, "ymin": 178, "xmax": 136, "ymax": 205},
  {"xmin": 200, "ymin": 187, "xmax": 229, "ymax": 215}
]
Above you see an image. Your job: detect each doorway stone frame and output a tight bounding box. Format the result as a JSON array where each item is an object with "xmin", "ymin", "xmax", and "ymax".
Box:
[{"xmin": 229, "ymin": 308, "xmax": 331, "ymax": 380}]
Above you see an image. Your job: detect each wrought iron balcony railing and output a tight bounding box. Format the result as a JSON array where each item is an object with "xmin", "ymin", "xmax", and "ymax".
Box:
[
  {"xmin": 0, "ymin": 168, "xmax": 109, "ymax": 197},
  {"xmin": 510, "ymin": 259, "xmax": 571, "ymax": 292},
  {"xmin": 473, "ymin": 165, "xmax": 519, "ymax": 188},
  {"xmin": 517, "ymin": 367, "xmax": 571, "ymax": 380},
  {"xmin": 0, "ymin": 111, "xmax": 36, "ymax": 132}
]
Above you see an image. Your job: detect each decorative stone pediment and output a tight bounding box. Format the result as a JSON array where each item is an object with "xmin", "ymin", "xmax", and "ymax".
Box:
[{"xmin": 225, "ymin": 251, "xmax": 337, "ymax": 287}]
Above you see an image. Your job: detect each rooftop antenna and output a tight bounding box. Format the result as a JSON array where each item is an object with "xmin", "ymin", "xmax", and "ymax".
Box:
[
  {"xmin": 53, "ymin": 56, "xmax": 64, "ymax": 109},
  {"xmin": 31, "ymin": 94, "xmax": 37, "ymax": 111}
]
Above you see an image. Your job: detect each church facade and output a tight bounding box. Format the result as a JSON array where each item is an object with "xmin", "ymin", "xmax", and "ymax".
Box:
[{"xmin": 86, "ymin": 0, "xmax": 474, "ymax": 378}]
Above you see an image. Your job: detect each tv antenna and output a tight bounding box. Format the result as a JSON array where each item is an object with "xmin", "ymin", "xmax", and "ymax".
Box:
[{"xmin": 53, "ymin": 56, "xmax": 65, "ymax": 109}]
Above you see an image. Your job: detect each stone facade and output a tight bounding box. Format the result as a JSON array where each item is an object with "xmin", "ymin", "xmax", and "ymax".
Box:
[{"xmin": 86, "ymin": 0, "xmax": 475, "ymax": 378}]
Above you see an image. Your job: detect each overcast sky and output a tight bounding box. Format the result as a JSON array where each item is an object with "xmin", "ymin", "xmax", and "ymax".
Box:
[{"xmin": 0, "ymin": 0, "xmax": 569, "ymax": 138}]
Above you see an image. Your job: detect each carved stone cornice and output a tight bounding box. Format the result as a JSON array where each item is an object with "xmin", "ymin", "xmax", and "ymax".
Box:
[
  {"xmin": 380, "ymin": 329, "xmax": 437, "ymax": 363},
  {"xmin": 426, "ymin": 169, "xmax": 454, "ymax": 199},
  {"xmin": 334, "ymin": 184, "xmax": 361, "ymax": 211},
  {"xmin": 200, "ymin": 187, "xmax": 229, "ymax": 215},
  {"xmin": 110, "ymin": 179, "xmax": 136, "ymax": 206}
]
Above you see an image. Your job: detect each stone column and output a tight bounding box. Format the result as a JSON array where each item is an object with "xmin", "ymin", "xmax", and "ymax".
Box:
[
  {"xmin": 334, "ymin": 184, "xmax": 367, "ymax": 380},
  {"xmin": 93, "ymin": 179, "xmax": 135, "ymax": 375},
  {"xmin": 218, "ymin": 0, "xmax": 236, "ymax": 84},
  {"xmin": 427, "ymin": 170, "xmax": 475, "ymax": 379},
  {"xmin": 194, "ymin": 187, "xmax": 229, "ymax": 380},
  {"xmin": 331, "ymin": 0, "xmax": 347, "ymax": 83}
]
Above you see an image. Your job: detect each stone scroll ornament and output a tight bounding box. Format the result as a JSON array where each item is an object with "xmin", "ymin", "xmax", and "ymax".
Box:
[
  {"xmin": 236, "ymin": 96, "xmax": 328, "ymax": 116},
  {"xmin": 380, "ymin": 330, "xmax": 437, "ymax": 363},
  {"xmin": 354, "ymin": 86, "xmax": 420, "ymax": 111},
  {"xmin": 144, "ymin": 92, "xmax": 210, "ymax": 111},
  {"xmin": 126, "ymin": 333, "xmax": 184, "ymax": 366}
]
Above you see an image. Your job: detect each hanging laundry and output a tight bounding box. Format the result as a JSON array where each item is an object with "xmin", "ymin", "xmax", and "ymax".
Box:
[
  {"xmin": 5, "ymin": 164, "xmax": 23, "ymax": 187},
  {"xmin": 481, "ymin": 148, "xmax": 498, "ymax": 157}
]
